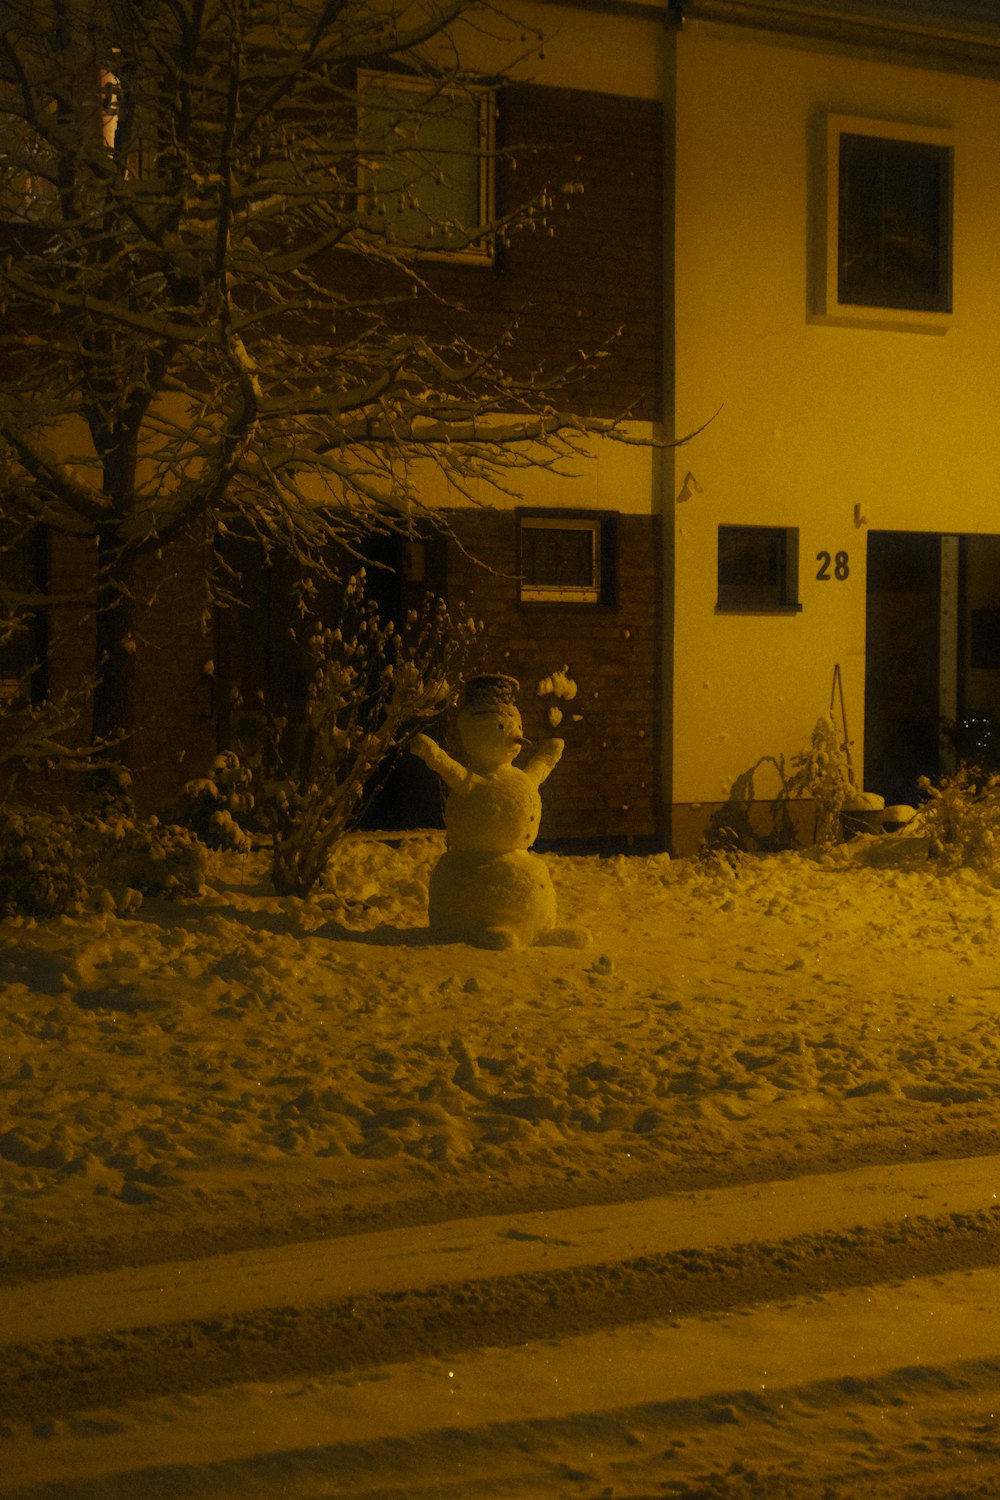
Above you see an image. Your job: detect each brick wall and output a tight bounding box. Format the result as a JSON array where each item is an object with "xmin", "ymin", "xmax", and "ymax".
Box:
[
  {"xmin": 13, "ymin": 83, "xmax": 664, "ymax": 824},
  {"xmin": 331, "ymin": 84, "xmax": 663, "ymax": 423},
  {"xmin": 437, "ymin": 509, "xmax": 661, "ymax": 845},
  {"xmin": 495, "ymin": 85, "xmax": 663, "ymax": 420},
  {"xmin": 36, "ymin": 510, "xmax": 662, "ymax": 837},
  {"xmin": 392, "ymin": 84, "xmax": 666, "ymax": 846}
]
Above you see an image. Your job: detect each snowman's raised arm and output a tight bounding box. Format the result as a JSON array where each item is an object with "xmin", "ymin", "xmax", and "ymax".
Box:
[
  {"xmin": 523, "ymin": 737, "xmax": 564, "ymax": 787},
  {"xmin": 410, "ymin": 732, "xmax": 475, "ymax": 793}
]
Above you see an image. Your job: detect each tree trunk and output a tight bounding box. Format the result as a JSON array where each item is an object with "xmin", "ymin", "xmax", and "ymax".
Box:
[{"xmin": 91, "ymin": 530, "xmax": 138, "ymax": 753}]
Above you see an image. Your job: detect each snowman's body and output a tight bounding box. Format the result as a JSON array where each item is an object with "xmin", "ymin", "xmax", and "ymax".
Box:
[{"xmin": 411, "ymin": 685, "xmax": 586, "ymax": 950}]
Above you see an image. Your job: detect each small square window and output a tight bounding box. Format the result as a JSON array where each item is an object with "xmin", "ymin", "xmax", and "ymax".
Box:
[
  {"xmin": 823, "ymin": 115, "xmax": 953, "ymax": 329},
  {"xmin": 717, "ymin": 525, "xmax": 799, "ymax": 613},
  {"xmin": 518, "ymin": 513, "xmax": 616, "ymax": 605},
  {"xmin": 358, "ymin": 71, "xmax": 495, "ymax": 262}
]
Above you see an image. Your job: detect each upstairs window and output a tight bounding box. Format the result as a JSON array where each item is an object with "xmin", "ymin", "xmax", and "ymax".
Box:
[
  {"xmin": 717, "ymin": 525, "xmax": 800, "ymax": 613},
  {"xmin": 824, "ymin": 115, "xmax": 953, "ymax": 329},
  {"xmin": 518, "ymin": 512, "xmax": 617, "ymax": 606},
  {"xmin": 358, "ymin": 71, "xmax": 495, "ymax": 262}
]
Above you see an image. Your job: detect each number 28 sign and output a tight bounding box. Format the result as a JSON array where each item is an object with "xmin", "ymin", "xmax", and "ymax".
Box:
[{"xmin": 816, "ymin": 550, "xmax": 849, "ymax": 581}]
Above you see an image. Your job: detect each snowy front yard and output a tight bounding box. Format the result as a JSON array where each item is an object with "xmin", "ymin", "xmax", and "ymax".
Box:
[{"xmin": 3, "ymin": 828, "xmax": 999, "ymax": 1283}]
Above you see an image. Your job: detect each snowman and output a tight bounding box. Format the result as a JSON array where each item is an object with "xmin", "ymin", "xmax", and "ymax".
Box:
[{"xmin": 410, "ymin": 674, "xmax": 589, "ymax": 949}]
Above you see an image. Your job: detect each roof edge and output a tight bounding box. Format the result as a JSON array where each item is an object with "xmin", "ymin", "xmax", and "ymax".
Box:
[{"xmin": 676, "ymin": 1, "xmax": 1000, "ymax": 69}]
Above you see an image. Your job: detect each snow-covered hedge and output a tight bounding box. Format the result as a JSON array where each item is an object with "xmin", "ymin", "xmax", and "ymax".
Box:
[
  {"xmin": 0, "ymin": 774, "xmax": 207, "ymax": 920},
  {"xmin": 0, "ymin": 807, "xmax": 89, "ymax": 919},
  {"xmin": 918, "ymin": 767, "xmax": 1000, "ymax": 872}
]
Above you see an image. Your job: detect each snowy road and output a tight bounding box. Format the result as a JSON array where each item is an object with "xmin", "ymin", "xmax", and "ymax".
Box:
[{"xmin": 6, "ymin": 1153, "xmax": 1000, "ymax": 1498}]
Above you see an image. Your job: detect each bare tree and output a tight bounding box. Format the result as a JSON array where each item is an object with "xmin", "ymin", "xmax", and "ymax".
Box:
[{"xmin": 0, "ymin": 0, "xmax": 639, "ymax": 759}]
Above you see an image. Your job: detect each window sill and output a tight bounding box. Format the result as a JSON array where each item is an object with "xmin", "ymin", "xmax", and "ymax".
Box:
[
  {"xmin": 715, "ymin": 602, "xmax": 802, "ymax": 615},
  {"xmin": 343, "ymin": 231, "xmax": 496, "ymax": 267},
  {"xmin": 518, "ymin": 598, "xmax": 616, "ymax": 610},
  {"xmin": 810, "ymin": 307, "xmax": 951, "ymax": 337}
]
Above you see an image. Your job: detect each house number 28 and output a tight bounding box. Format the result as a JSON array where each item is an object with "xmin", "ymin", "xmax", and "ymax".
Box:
[{"xmin": 816, "ymin": 550, "xmax": 850, "ymax": 581}]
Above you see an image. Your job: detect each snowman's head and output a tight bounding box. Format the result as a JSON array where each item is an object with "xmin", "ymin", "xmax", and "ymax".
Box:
[{"xmin": 457, "ymin": 700, "xmax": 527, "ymax": 774}]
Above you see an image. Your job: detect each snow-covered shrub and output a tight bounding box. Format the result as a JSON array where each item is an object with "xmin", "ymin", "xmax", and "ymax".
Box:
[
  {"xmin": 780, "ymin": 712, "xmax": 857, "ymax": 845},
  {"xmin": 0, "ymin": 676, "xmax": 105, "ymax": 803},
  {"xmin": 0, "ymin": 808, "xmax": 90, "ymax": 918},
  {"xmin": 0, "ymin": 765, "xmax": 207, "ymax": 919},
  {"xmin": 82, "ymin": 767, "xmax": 207, "ymax": 895},
  {"xmin": 250, "ymin": 575, "xmax": 478, "ymax": 897},
  {"xmin": 80, "ymin": 814, "xmax": 208, "ymax": 900},
  {"xmin": 174, "ymin": 752, "xmax": 255, "ymax": 855},
  {"xmin": 917, "ymin": 767, "xmax": 1000, "ymax": 871},
  {"xmin": 705, "ymin": 713, "xmax": 856, "ymax": 853}
]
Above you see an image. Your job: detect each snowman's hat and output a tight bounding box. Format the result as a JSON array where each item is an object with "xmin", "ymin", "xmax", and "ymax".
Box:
[{"xmin": 461, "ymin": 674, "xmax": 520, "ymax": 713}]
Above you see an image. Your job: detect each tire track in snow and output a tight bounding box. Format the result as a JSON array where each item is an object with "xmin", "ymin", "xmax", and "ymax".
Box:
[
  {"xmin": 7, "ymin": 1265, "xmax": 1000, "ymax": 1498},
  {"xmin": 5, "ymin": 1154, "xmax": 1000, "ymax": 1495}
]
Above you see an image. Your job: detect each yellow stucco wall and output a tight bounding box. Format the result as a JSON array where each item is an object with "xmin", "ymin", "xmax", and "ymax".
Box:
[{"xmin": 669, "ymin": 18, "xmax": 1000, "ymax": 812}]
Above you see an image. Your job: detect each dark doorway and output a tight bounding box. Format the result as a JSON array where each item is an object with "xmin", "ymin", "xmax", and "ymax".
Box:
[
  {"xmin": 214, "ymin": 530, "xmax": 447, "ymax": 834},
  {"xmin": 864, "ymin": 531, "xmax": 941, "ymax": 806}
]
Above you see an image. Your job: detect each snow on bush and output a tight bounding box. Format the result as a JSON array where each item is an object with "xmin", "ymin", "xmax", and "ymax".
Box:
[
  {"xmin": 175, "ymin": 752, "xmax": 255, "ymax": 856},
  {"xmin": 0, "ymin": 769, "xmax": 206, "ymax": 919},
  {"xmin": 705, "ymin": 713, "xmax": 858, "ymax": 853},
  {"xmin": 780, "ymin": 711, "xmax": 858, "ymax": 845},
  {"xmin": 247, "ymin": 576, "xmax": 478, "ymax": 897},
  {"xmin": 0, "ymin": 807, "xmax": 89, "ymax": 919},
  {"xmin": 917, "ymin": 766, "xmax": 1000, "ymax": 871}
]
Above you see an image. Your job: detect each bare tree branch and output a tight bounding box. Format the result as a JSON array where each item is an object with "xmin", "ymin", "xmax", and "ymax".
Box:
[{"xmin": 0, "ymin": 0, "xmax": 669, "ymax": 752}]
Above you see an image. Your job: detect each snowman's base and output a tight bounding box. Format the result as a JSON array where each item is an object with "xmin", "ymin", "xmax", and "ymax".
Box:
[
  {"xmin": 428, "ymin": 848, "xmax": 577, "ymax": 950},
  {"xmin": 537, "ymin": 923, "xmax": 592, "ymax": 949}
]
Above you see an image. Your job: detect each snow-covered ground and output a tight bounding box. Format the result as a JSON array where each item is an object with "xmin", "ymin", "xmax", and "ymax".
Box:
[{"xmin": 4, "ymin": 827, "xmax": 1000, "ymax": 1496}]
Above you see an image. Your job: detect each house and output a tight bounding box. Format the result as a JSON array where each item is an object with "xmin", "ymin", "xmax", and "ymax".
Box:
[
  {"xmin": 664, "ymin": 0, "xmax": 1000, "ymax": 851},
  {"xmin": 7, "ymin": 0, "xmax": 1000, "ymax": 855},
  {"xmin": 362, "ymin": 0, "xmax": 1000, "ymax": 853},
  {"xmin": 217, "ymin": 27, "xmax": 668, "ymax": 847}
]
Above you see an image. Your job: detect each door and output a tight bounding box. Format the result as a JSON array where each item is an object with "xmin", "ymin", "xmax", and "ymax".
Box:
[{"xmin": 864, "ymin": 531, "xmax": 941, "ymax": 806}]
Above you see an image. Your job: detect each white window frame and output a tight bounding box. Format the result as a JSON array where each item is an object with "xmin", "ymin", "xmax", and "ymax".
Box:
[
  {"xmin": 519, "ymin": 514, "xmax": 603, "ymax": 605},
  {"xmin": 821, "ymin": 114, "xmax": 954, "ymax": 333},
  {"xmin": 357, "ymin": 69, "xmax": 495, "ymax": 264}
]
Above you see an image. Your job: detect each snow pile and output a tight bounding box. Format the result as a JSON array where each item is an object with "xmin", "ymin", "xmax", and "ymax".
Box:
[{"xmin": 2, "ymin": 830, "xmax": 1000, "ymax": 1279}]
